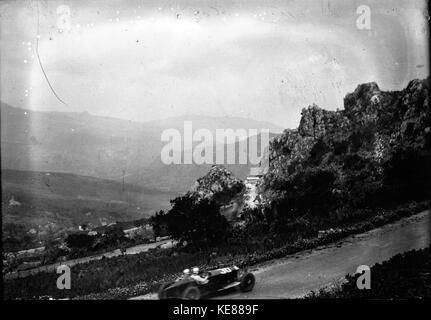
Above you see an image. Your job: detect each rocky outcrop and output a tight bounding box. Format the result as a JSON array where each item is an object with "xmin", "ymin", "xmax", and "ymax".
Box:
[
  {"xmin": 175, "ymin": 78, "xmax": 430, "ymax": 222},
  {"xmin": 343, "ymin": 82, "xmax": 383, "ymax": 123},
  {"xmin": 190, "ymin": 165, "xmax": 245, "ymax": 203},
  {"xmin": 260, "ymin": 77, "xmax": 430, "ymax": 210},
  {"xmin": 398, "ymin": 79, "xmax": 430, "ymax": 147},
  {"xmin": 298, "ymin": 104, "xmax": 349, "ymax": 139}
]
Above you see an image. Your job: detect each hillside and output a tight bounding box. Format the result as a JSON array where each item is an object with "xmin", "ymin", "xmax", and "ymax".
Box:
[
  {"xmin": 1, "ymin": 169, "xmax": 178, "ymax": 234},
  {"xmin": 0, "ymin": 102, "xmax": 160, "ymax": 180}
]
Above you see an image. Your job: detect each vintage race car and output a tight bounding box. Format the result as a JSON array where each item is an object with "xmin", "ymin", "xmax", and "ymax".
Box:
[{"xmin": 158, "ymin": 265, "xmax": 255, "ymax": 300}]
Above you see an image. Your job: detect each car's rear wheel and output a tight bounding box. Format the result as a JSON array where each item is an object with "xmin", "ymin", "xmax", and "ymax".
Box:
[
  {"xmin": 182, "ymin": 285, "xmax": 201, "ymax": 300},
  {"xmin": 158, "ymin": 283, "xmax": 171, "ymax": 299},
  {"xmin": 239, "ymin": 273, "xmax": 255, "ymax": 292}
]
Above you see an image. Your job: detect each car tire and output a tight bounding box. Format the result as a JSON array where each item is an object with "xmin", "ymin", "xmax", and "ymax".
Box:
[
  {"xmin": 239, "ymin": 273, "xmax": 255, "ymax": 292},
  {"xmin": 158, "ymin": 283, "xmax": 171, "ymax": 299},
  {"xmin": 182, "ymin": 285, "xmax": 201, "ymax": 300}
]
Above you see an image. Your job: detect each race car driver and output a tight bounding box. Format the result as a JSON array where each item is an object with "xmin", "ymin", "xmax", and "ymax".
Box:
[{"xmin": 190, "ymin": 267, "xmax": 209, "ymax": 284}]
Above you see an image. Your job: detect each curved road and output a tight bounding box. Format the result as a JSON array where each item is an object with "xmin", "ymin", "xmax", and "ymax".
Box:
[
  {"xmin": 5, "ymin": 239, "xmax": 174, "ymax": 280},
  {"xmin": 133, "ymin": 210, "xmax": 430, "ymax": 299}
]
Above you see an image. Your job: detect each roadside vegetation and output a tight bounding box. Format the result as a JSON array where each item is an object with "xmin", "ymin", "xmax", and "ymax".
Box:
[
  {"xmin": 3, "ymin": 200, "xmax": 429, "ymax": 300},
  {"xmin": 2, "ymin": 220, "xmax": 154, "ymax": 274},
  {"xmin": 307, "ymin": 247, "xmax": 431, "ymax": 299}
]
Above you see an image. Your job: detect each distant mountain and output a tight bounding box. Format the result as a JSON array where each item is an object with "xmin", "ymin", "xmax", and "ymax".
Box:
[
  {"xmin": 150, "ymin": 114, "xmax": 283, "ymax": 138},
  {"xmin": 0, "ymin": 102, "xmax": 161, "ymax": 180},
  {"xmin": 1, "ymin": 102, "xmax": 283, "ymax": 191},
  {"xmin": 131, "ymin": 132, "xmax": 280, "ymax": 192}
]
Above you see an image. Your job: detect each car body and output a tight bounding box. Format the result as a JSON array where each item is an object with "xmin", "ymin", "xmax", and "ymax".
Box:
[{"xmin": 158, "ymin": 265, "xmax": 255, "ymax": 299}]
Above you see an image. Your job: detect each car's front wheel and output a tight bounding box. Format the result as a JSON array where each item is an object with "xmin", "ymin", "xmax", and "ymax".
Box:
[
  {"xmin": 157, "ymin": 283, "xmax": 171, "ymax": 299},
  {"xmin": 182, "ymin": 285, "xmax": 201, "ymax": 300},
  {"xmin": 239, "ymin": 273, "xmax": 255, "ymax": 292}
]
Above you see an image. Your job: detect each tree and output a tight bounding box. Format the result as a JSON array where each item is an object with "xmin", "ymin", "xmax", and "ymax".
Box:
[
  {"xmin": 65, "ymin": 233, "xmax": 95, "ymax": 249},
  {"xmin": 152, "ymin": 195, "xmax": 230, "ymax": 249},
  {"xmin": 2, "ymin": 223, "xmax": 35, "ymax": 251},
  {"xmin": 151, "ymin": 210, "xmax": 169, "ymax": 237},
  {"xmin": 103, "ymin": 225, "xmax": 127, "ymax": 246}
]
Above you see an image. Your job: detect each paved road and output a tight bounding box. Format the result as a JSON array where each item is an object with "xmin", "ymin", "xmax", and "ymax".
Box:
[
  {"xmin": 4, "ymin": 239, "xmax": 175, "ymax": 280},
  {"xmin": 134, "ymin": 210, "xmax": 430, "ymax": 299}
]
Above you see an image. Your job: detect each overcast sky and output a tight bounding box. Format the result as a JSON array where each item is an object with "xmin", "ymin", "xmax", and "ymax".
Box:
[{"xmin": 0, "ymin": 0, "xmax": 429, "ymax": 128}]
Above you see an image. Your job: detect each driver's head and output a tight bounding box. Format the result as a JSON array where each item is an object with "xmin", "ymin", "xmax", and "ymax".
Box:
[
  {"xmin": 192, "ymin": 267, "xmax": 199, "ymax": 274},
  {"xmin": 183, "ymin": 268, "xmax": 190, "ymax": 275}
]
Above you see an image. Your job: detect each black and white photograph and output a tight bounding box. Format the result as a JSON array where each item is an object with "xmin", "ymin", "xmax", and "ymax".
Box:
[{"xmin": 1, "ymin": 0, "xmax": 430, "ymax": 305}]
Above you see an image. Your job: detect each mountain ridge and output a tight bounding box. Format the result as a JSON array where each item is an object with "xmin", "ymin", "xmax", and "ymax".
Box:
[{"xmin": 1, "ymin": 101, "xmax": 282, "ymax": 189}]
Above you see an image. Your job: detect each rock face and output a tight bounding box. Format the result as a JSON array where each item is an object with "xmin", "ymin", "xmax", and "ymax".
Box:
[
  {"xmin": 173, "ymin": 78, "xmax": 430, "ymax": 224},
  {"xmin": 260, "ymin": 78, "xmax": 430, "ymax": 214},
  {"xmin": 185, "ymin": 165, "xmax": 245, "ymax": 222},
  {"xmin": 398, "ymin": 79, "xmax": 430, "ymax": 146},
  {"xmin": 298, "ymin": 104, "xmax": 348, "ymax": 139},
  {"xmin": 190, "ymin": 165, "xmax": 245, "ymax": 204},
  {"xmin": 344, "ymin": 82, "xmax": 383, "ymax": 123}
]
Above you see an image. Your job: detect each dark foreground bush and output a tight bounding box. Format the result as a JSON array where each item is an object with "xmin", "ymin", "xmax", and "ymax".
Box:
[{"xmin": 307, "ymin": 247, "xmax": 431, "ymax": 299}]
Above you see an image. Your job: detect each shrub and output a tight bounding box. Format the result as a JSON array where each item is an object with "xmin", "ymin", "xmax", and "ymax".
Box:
[
  {"xmin": 65, "ymin": 233, "xmax": 95, "ymax": 249},
  {"xmin": 152, "ymin": 196, "xmax": 230, "ymax": 249}
]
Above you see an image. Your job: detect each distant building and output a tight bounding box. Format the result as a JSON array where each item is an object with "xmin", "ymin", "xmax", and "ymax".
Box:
[
  {"xmin": 219, "ymin": 167, "xmax": 265, "ymax": 221},
  {"xmin": 123, "ymin": 225, "xmax": 154, "ymax": 240},
  {"xmin": 123, "ymin": 227, "xmax": 140, "ymax": 235},
  {"xmin": 245, "ymin": 175, "xmax": 260, "ymax": 185},
  {"xmin": 244, "ymin": 167, "xmax": 264, "ymax": 209},
  {"xmin": 249, "ymin": 166, "xmax": 264, "ymax": 177}
]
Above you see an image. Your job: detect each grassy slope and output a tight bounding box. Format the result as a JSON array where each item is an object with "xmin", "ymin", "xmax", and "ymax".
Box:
[{"xmin": 2, "ymin": 169, "xmax": 178, "ymax": 230}]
